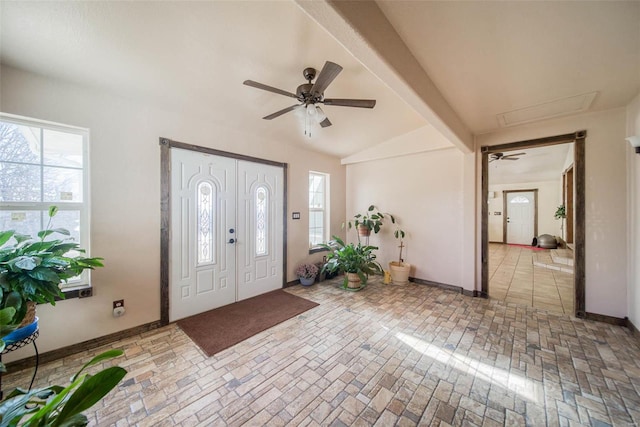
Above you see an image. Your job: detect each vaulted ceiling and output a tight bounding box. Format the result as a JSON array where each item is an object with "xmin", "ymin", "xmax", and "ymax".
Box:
[{"xmin": 1, "ymin": 1, "xmax": 638, "ymax": 161}]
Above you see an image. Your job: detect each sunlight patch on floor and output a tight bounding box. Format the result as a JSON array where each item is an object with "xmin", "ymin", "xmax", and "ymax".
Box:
[{"xmin": 396, "ymin": 332, "xmax": 543, "ymax": 404}]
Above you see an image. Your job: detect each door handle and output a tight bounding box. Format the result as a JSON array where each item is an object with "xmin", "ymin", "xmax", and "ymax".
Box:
[{"xmin": 228, "ymin": 238, "xmax": 236, "ymax": 244}]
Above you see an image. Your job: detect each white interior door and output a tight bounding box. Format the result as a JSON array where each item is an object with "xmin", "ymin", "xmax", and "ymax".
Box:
[
  {"xmin": 170, "ymin": 149, "xmax": 284, "ymax": 321},
  {"xmin": 237, "ymin": 161, "xmax": 284, "ymax": 300},
  {"xmin": 506, "ymin": 191, "xmax": 535, "ymax": 245}
]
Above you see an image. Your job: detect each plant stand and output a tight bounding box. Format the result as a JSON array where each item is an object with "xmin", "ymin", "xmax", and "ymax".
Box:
[{"xmin": 0, "ymin": 328, "xmax": 40, "ymax": 400}]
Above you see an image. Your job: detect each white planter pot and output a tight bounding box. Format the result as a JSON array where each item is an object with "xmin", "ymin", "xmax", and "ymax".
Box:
[{"xmin": 389, "ymin": 261, "xmax": 411, "ymax": 284}]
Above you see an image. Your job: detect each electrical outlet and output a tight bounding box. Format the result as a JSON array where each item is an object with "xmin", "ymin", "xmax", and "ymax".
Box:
[{"xmin": 113, "ymin": 299, "xmax": 124, "ymax": 309}]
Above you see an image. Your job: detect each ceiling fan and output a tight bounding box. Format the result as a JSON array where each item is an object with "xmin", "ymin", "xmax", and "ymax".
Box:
[
  {"xmin": 243, "ymin": 61, "xmax": 376, "ymax": 128},
  {"xmin": 489, "ymin": 152, "xmax": 526, "ymax": 162}
]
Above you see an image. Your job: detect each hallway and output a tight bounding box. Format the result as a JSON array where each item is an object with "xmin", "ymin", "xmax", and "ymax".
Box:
[{"xmin": 489, "ymin": 243, "xmax": 574, "ymax": 315}]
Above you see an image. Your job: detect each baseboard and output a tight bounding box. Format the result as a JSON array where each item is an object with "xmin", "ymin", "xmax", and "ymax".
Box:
[
  {"xmin": 4, "ymin": 320, "xmax": 163, "ymax": 373},
  {"xmin": 584, "ymin": 312, "xmax": 627, "ymax": 326},
  {"xmin": 284, "ymin": 279, "xmax": 300, "ymax": 288},
  {"xmin": 626, "ymin": 318, "xmax": 640, "ymax": 339}
]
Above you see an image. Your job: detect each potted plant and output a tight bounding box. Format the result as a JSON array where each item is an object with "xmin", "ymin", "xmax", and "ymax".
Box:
[
  {"xmin": 554, "ymin": 204, "xmax": 566, "ymax": 241},
  {"xmin": 296, "ymin": 263, "xmax": 318, "ymax": 286},
  {"xmin": 388, "ymin": 225, "xmax": 411, "ymax": 285},
  {"xmin": 0, "ymin": 206, "xmax": 103, "ymax": 347},
  {"xmin": 320, "ymin": 236, "xmax": 382, "ymax": 290},
  {"xmin": 0, "ymin": 349, "xmax": 127, "ymax": 426},
  {"xmin": 344, "ymin": 205, "xmax": 395, "ymax": 242}
]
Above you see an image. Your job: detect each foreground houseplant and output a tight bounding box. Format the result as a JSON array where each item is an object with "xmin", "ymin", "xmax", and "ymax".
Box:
[
  {"xmin": 320, "ymin": 236, "xmax": 382, "ymax": 290},
  {"xmin": 0, "ymin": 349, "xmax": 127, "ymax": 426},
  {"xmin": 0, "ymin": 206, "xmax": 103, "ymax": 349}
]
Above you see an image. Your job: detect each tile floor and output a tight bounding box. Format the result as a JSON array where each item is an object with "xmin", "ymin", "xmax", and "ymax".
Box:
[
  {"xmin": 3, "ymin": 278, "xmax": 640, "ymax": 426},
  {"xmin": 489, "ymin": 243, "xmax": 574, "ymax": 314}
]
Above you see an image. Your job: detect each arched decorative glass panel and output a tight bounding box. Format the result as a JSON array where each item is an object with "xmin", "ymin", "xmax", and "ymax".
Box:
[
  {"xmin": 510, "ymin": 195, "xmax": 530, "ymax": 204},
  {"xmin": 255, "ymin": 186, "xmax": 268, "ymax": 256},
  {"xmin": 197, "ymin": 181, "xmax": 215, "ymax": 264}
]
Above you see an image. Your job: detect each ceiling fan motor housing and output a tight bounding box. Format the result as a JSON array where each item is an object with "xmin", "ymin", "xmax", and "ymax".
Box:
[{"xmin": 296, "ymin": 83, "xmax": 322, "ymax": 104}]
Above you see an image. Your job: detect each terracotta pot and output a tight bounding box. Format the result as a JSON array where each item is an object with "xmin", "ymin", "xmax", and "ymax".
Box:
[
  {"xmin": 389, "ymin": 261, "xmax": 411, "ymax": 284},
  {"xmin": 346, "ymin": 272, "xmax": 362, "ymax": 289},
  {"xmin": 357, "ymin": 225, "xmax": 371, "ymax": 237}
]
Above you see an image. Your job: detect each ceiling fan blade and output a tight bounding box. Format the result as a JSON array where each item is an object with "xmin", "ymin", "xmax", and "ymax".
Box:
[
  {"xmin": 263, "ymin": 104, "xmax": 300, "ymax": 120},
  {"xmin": 323, "ymin": 98, "xmax": 376, "ymax": 108},
  {"xmin": 310, "ymin": 61, "xmax": 342, "ymax": 95},
  {"xmin": 243, "ymin": 80, "xmax": 297, "ymax": 99},
  {"xmin": 501, "ymin": 152, "xmax": 526, "ymax": 159},
  {"xmin": 319, "ymin": 117, "xmax": 332, "ymax": 128},
  {"xmin": 502, "ymin": 157, "xmax": 519, "ymax": 160}
]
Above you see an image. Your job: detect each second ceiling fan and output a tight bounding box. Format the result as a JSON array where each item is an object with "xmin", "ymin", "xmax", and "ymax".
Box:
[
  {"xmin": 490, "ymin": 152, "xmax": 526, "ymax": 162},
  {"xmin": 243, "ymin": 61, "xmax": 376, "ymax": 128}
]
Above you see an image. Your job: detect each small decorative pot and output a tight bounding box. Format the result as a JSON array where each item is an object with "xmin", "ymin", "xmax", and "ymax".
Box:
[
  {"xmin": 299, "ymin": 276, "xmax": 316, "ymax": 286},
  {"xmin": 346, "ymin": 272, "xmax": 362, "ymax": 289},
  {"xmin": 357, "ymin": 225, "xmax": 371, "ymax": 237}
]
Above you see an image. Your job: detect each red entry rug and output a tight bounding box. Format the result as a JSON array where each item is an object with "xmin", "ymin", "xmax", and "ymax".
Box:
[
  {"xmin": 508, "ymin": 243, "xmax": 548, "ymax": 251},
  {"xmin": 177, "ymin": 289, "xmax": 319, "ymax": 357}
]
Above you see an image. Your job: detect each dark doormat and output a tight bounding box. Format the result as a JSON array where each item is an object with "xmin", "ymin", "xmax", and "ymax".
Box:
[{"xmin": 176, "ymin": 289, "xmax": 319, "ymax": 357}]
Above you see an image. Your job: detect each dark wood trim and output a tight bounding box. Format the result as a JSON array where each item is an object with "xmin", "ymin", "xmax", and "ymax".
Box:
[
  {"xmin": 501, "ymin": 189, "xmax": 538, "ymax": 244},
  {"xmin": 285, "ymin": 279, "xmax": 300, "ymax": 288},
  {"xmin": 481, "ymin": 130, "xmax": 587, "ymax": 318},
  {"xmin": 411, "ymin": 277, "xmax": 466, "ymax": 294},
  {"xmin": 574, "ymin": 135, "xmax": 586, "ymax": 317},
  {"xmin": 159, "ymin": 138, "xmax": 288, "ymax": 325},
  {"xmin": 481, "ymin": 152, "xmax": 489, "ymax": 295},
  {"xmin": 5, "ymin": 321, "xmax": 163, "ymax": 373},
  {"xmin": 160, "ymin": 139, "xmax": 170, "ymax": 325},
  {"xmin": 481, "ymin": 132, "xmax": 580, "ymax": 154},
  {"xmin": 160, "ymin": 138, "xmax": 286, "ymax": 168},
  {"xmin": 584, "ymin": 312, "xmax": 626, "ymax": 327}
]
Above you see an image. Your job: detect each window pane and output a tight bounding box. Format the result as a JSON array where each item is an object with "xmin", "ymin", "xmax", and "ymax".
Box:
[
  {"xmin": 43, "ymin": 166, "xmax": 83, "ymax": 203},
  {"xmin": 256, "ymin": 186, "xmax": 268, "ymax": 256},
  {"xmin": 197, "ymin": 181, "xmax": 214, "ymax": 264},
  {"xmin": 0, "ymin": 162, "xmax": 41, "ymax": 201},
  {"xmin": 0, "ymin": 121, "xmax": 41, "ymax": 164},
  {"xmin": 43, "ymin": 129, "xmax": 83, "ymax": 168},
  {"xmin": 0, "ymin": 210, "xmax": 43, "ymax": 244}
]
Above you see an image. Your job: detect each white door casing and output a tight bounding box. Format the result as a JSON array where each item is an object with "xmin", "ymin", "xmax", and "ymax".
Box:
[
  {"xmin": 506, "ymin": 191, "xmax": 535, "ymax": 245},
  {"xmin": 170, "ymin": 148, "xmax": 284, "ymax": 321}
]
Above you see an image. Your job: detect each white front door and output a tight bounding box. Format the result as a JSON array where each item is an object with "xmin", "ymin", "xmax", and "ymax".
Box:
[
  {"xmin": 170, "ymin": 149, "xmax": 284, "ymax": 321},
  {"xmin": 506, "ymin": 191, "xmax": 535, "ymax": 245},
  {"xmin": 237, "ymin": 161, "xmax": 284, "ymax": 300}
]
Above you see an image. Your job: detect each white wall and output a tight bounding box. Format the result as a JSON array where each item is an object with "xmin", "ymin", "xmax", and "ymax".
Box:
[
  {"xmin": 626, "ymin": 93, "xmax": 640, "ymax": 329},
  {"xmin": 488, "ymin": 181, "xmax": 562, "ymax": 243},
  {"xmin": 477, "ymin": 108, "xmax": 628, "ymax": 318},
  {"xmin": 346, "ymin": 148, "xmax": 466, "ymax": 288},
  {"xmin": 1, "ymin": 65, "xmax": 346, "ymax": 361}
]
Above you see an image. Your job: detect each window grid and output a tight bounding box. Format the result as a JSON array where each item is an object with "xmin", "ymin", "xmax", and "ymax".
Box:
[
  {"xmin": 0, "ymin": 114, "xmax": 89, "ymax": 287},
  {"xmin": 309, "ymin": 172, "xmax": 328, "ymax": 248}
]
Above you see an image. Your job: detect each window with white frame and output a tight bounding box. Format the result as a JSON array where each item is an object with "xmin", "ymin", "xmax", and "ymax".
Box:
[
  {"xmin": 309, "ymin": 171, "xmax": 329, "ymax": 248},
  {"xmin": 0, "ymin": 113, "xmax": 90, "ymax": 288}
]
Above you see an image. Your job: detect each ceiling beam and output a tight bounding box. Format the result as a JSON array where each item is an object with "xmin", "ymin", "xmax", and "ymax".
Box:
[{"xmin": 296, "ymin": 0, "xmax": 474, "ymax": 154}]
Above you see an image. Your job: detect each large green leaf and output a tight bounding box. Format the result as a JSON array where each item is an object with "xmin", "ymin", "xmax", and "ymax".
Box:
[
  {"xmin": 12, "ymin": 256, "xmax": 39, "ymax": 271},
  {"xmin": 0, "ymin": 231, "xmax": 15, "ymax": 248},
  {"xmin": 72, "ymin": 349, "xmax": 124, "ymax": 381},
  {"xmin": 54, "ymin": 367, "xmax": 126, "ymax": 425}
]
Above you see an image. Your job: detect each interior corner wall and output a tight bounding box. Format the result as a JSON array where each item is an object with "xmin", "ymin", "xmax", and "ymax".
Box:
[
  {"xmin": 0, "ymin": 65, "xmax": 346, "ymax": 361},
  {"xmin": 345, "ymin": 148, "xmax": 468, "ymax": 290},
  {"xmin": 626, "ymin": 93, "xmax": 640, "ymax": 329},
  {"xmin": 476, "ymin": 108, "xmax": 628, "ymax": 319}
]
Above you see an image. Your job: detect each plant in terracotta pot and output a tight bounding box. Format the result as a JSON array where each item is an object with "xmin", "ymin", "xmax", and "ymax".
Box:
[
  {"xmin": 320, "ymin": 236, "xmax": 382, "ymax": 291},
  {"xmin": 296, "ymin": 263, "xmax": 318, "ymax": 286},
  {"xmin": 344, "ymin": 205, "xmax": 395, "ymax": 243},
  {"xmin": 388, "ymin": 225, "xmax": 411, "ymax": 285},
  {"xmin": 0, "ymin": 206, "xmax": 103, "ymax": 343}
]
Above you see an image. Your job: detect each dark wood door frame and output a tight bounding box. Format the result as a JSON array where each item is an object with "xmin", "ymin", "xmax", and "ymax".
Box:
[
  {"xmin": 481, "ymin": 130, "xmax": 586, "ymax": 318},
  {"xmin": 502, "ymin": 189, "xmax": 538, "ymax": 244},
  {"xmin": 159, "ymin": 138, "xmax": 289, "ymax": 326}
]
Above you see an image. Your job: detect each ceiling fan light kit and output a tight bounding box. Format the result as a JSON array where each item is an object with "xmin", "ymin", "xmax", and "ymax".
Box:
[{"xmin": 243, "ymin": 61, "xmax": 376, "ymax": 134}]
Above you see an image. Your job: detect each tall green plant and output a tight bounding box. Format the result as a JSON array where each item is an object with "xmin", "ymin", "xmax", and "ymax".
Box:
[{"xmin": 0, "ymin": 349, "xmax": 127, "ymax": 426}]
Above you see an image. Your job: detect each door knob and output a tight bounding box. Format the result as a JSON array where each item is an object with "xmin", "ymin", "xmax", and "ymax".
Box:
[{"xmin": 228, "ymin": 238, "xmax": 236, "ymax": 244}]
